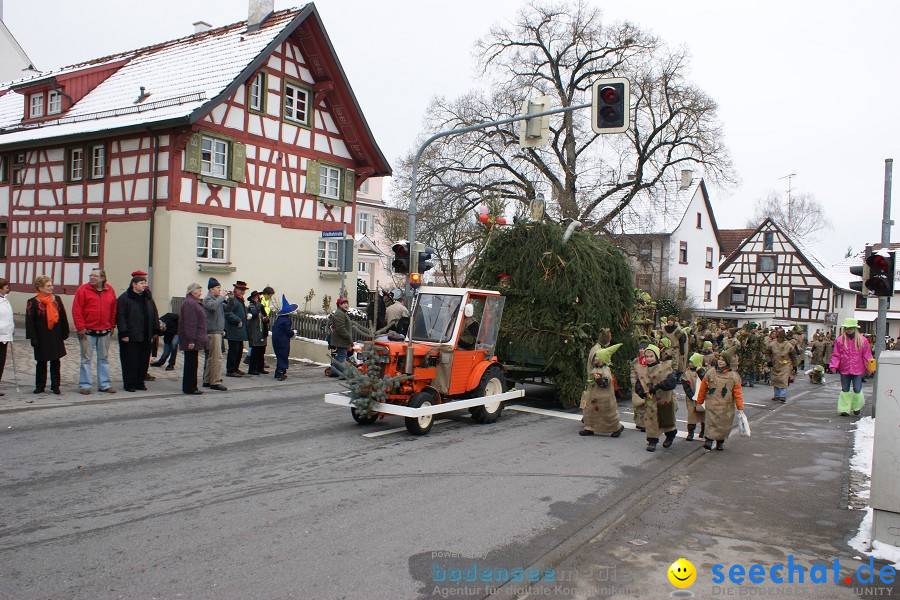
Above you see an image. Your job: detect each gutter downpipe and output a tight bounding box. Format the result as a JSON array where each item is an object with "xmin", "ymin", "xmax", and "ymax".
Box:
[{"xmin": 147, "ymin": 129, "xmax": 160, "ymax": 290}]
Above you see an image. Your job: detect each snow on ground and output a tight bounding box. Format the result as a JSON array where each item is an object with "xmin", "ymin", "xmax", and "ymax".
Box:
[{"xmin": 847, "ymin": 417, "xmax": 900, "ymax": 567}]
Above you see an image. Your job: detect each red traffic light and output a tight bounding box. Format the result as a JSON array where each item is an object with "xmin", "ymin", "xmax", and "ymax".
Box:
[
  {"xmin": 600, "ymin": 86, "xmax": 619, "ymax": 104},
  {"xmin": 391, "ymin": 242, "xmax": 408, "ymax": 256},
  {"xmin": 867, "ymin": 254, "xmax": 890, "ymax": 272}
]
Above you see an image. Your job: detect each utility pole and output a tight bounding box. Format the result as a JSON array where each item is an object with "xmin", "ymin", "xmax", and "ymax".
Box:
[
  {"xmin": 873, "ymin": 158, "xmax": 893, "ymax": 418},
  {"xmin": 779, "ymin": 172, "xmax": 796, "ymax": 224}
]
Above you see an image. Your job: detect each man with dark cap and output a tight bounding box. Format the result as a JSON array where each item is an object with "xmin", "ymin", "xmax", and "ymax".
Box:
[
  {"xmin": 224, "ymin": 280, "xmax": 249, "ymax": 376},
  {"xmin": 129, "ymin": 270, "xmax": 161, "ymax": 383},
  {"xmin": 202, "ymin": 277, "xmax": 227, "ymax": 390}
]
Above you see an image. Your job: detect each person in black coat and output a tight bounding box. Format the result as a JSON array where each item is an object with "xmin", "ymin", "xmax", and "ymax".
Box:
[
  {"xmin": 152, "ymin": 312, "xmax": 180, "ymax": 370},
  {"xmin": 25, "ymin": 275, "xmax": 69, "ymax": 394},
  {"xmin": 117, "ymin": 275, "xmax": 160, "ymax": 392}
]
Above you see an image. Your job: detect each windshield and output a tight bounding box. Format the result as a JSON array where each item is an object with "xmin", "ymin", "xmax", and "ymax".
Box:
[{"xmin": 410, "ymin": 294, "xmax": 462, "ymax": 343}]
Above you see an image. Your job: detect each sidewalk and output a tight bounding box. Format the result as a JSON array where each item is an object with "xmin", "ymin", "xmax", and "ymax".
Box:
[
  {"xmin": 506, "ymin": 378, "xmax": 891, "ymax": 599},
  {"xmin": 0, "ymin": 329, "xmax": 326, "ymax": 413}
]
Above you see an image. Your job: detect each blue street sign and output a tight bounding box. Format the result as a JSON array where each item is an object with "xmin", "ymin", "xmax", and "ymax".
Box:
[{"xmin": 322, "ymin": 230, "xmax": 344, "ymax": 238}]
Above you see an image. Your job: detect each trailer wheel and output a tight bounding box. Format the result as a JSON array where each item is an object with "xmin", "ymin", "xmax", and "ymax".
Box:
[
  {"xmin": 471, "ymin": 366, "xmax": 506, "ymax": 424},
  {"xmin": 351, "ymin": 407, "xmax": 378, "ymax": 425},
  {"xmin": 405, "ymin": 392, "xmax": 435, "ymax": 435}
]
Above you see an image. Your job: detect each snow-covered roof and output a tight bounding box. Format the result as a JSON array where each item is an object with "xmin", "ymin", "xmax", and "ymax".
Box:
[
  {"xmin": 788, "ymin": 231, "xmax": 855, "ymax": 293},
  {"xmin": 0, "ymin": 9, "xmax": 306, "ymax": 145},
  {"xmin": 602, "ymin": 177, "xmax": 704, "ymax": 236},
  {"xmin": 831, "ymin": 253, "xmax": 864, "ymax": 291}
]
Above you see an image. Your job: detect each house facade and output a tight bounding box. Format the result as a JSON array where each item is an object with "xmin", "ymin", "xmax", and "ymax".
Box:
[
  {"xmin": 0, "ymin": 3, "xmax": 390, "ymax": 317},
  {"xmin": 718, "ymin": 218, "xmax": 855, "ymax": 337},
  {"xmin": 354, "ymin": 177, "xmax": 407, "ymax": 299},
  {"xmin": 606, "ymin": 170, "xmax": 723, "ymax": 309},
  {"xmin": 837, "ymin": 243, "xmax": 900, "ymax": 339}
]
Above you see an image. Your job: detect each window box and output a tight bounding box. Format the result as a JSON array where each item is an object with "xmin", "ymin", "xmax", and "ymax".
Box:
[{"xmin": 197, "ymin": 224, "xmax": 228, "ymax": 263}]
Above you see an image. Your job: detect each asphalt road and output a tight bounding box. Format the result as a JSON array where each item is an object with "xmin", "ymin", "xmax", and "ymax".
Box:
[{"xmin": 0, "ymin": 372, "xmax": 819, "ymax": 600}]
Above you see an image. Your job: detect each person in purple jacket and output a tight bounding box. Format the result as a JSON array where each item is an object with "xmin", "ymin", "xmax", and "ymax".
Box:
[
  {"xmin": 179, "ymin": 283, "xmax": 210, "ymax": 395},
  {"xmin": 828, "ymin": 318, "xmax": 874, "ymax": 416}
]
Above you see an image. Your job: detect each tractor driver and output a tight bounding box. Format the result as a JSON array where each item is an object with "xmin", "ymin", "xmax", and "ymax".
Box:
[{"xmin": 458, "ymin": 303, "xmax": 480, "ymax": 350}]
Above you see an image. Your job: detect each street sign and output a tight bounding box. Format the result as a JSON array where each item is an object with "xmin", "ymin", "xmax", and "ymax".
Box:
[{"xmin": 322, "ymin": 230, "xmax": 343, "ymax": 238}]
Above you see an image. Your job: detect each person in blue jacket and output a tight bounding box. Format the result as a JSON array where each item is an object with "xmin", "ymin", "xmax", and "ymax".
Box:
[{"xmin": 272, "ymin": 294, "xmax": 298, "ymax": 381}]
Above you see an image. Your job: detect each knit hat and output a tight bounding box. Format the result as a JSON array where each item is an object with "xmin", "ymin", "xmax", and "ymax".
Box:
[
  {"xmin": 689, "ymin": 353, "xmax": 704, "ymax": 369},
  {"xmin": 645, "ymin": 344, "xmax": 660, "ymax": 359},
  {"xmin": 702, "ymin": 341, "xmax": 713, "ymax": 350},
  {"xmin": 660, "ymin": 316, "xmax": 667, "ymax": 324},
  {"xmin": 207, "ymin": 277, "xmax": 221, "ymax": 289},
  {"xmin": 278, "ymin": 294, "xmax": 298, "ymax": 316},
  {"xmin": 593, "ymin": 343, "xmax": 623, "ymax": 366},
  {"xmin": 659, "ymin": 337, "xmax": 671, "ymax": 348}
]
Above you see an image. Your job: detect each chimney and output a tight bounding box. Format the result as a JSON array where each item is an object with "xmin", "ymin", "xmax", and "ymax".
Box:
[
  {"xmin": 679, "ymin": 169, "xmax": 693, "ymax": 190},
  {"xmin": 247, "ymin": 0, "xmax": 275, "ymax": 31},
  {"xmin": 193, "ymin": 21, "xmax": 213, "ymax": 33}
]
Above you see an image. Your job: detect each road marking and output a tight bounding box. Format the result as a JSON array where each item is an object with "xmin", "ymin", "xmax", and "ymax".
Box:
[
  {"xmin": 506, "ymin": 405, "xmax": 583, "ymax": 421},
  {"xmin": 362, "ymin": 419, "xmax": 454, "ymax": 438},
  {"xmin": 744, "ymin": 402, "xmax": 768, "ymax": 407}
]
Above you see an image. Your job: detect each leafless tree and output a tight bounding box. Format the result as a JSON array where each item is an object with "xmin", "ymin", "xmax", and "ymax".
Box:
[
  {"xmin": 746, "ymin": 190, "xmax": 831, "ymax": 240},
  {"xmin": 390, "ymin": 0, "xmax": 733, "ymax": 236}
]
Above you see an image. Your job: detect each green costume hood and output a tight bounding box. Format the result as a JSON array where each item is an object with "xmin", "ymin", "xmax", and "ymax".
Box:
[{"xmin": 593, "ymin": 343, "xmax": 623, "ymax": 366}]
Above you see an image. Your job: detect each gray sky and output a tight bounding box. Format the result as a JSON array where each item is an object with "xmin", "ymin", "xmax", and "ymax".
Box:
[{"xmin": 4, "ymin": 0, "xmax": 898, "ymax": 264}]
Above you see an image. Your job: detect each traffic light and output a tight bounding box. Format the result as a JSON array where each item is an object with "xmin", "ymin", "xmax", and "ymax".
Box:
[
  {"xmin": 849, "ymin": 263, "xmax": 869, "ymax": 295},
  {"xmin": 417, "ymin": 245, "xmax": 435, "ymax": 274},
  {"xmin": 391, "ymin": 241, "xmax": 410, "ymax": 274},
  {"xmin": 409, "ymin": 272, "xmax": 422, "ymax": 290},
  {"xmin": 590, "ymin": 77, "xmax": 629, "ymax": 134},
  {"xmin": 865, "ymin": 250, "xmax": 895, "ymax": 297}
]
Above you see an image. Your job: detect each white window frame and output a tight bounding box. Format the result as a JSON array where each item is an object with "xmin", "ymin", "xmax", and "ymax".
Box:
[
  {"xmin": 705, "ymin": 247, "xmax": 714, "ymax": 269},
  {"xmin": 357, "ymin": 211, "xmax": 373, "ymax": 236},
  {"xmin": 704, "ymin": 280, "xmax": 712, "ymax": 303},
  {"xmin": 29, "ymin": 93, "xmax": 44, "ymax": 118},
  {"xmin": 200, "ymin": 136, "xmax": 229, "ymax": 179},
  {"xmin": 283, "ymin": 81, "xmax": 310, "ymax": 125},
  {"xmin": 65, "ymin": 223, "xmax": 81, "ymax": 258},
  {"xmin": 86, "ymin": 222, "xmax": 101, "ymax": 257},
  {"xmin": 731, "ymin": 286, "xmax": 747, "ymax": 305},
  {"xmin": 69, "ymin": 147, "xmax": 84, "ymax": 181},
  {"xmin": 90, "ymin": 145, "xmax": 105, "ymax": 179},
  {"xmin": 758, "ymin": 254, "xmax": 777, "ymax": 273},
  {"xmin": 48, "ymin": 90, "xmax": 62, "ymax": 115},
  {"xmin": 248, "ymin": 72, "xmax": 265, "ymax": 112},
  {"xmin": 319, "ymin": 165, "xmax": 341, "ymax": 200},
  {"xmin": 197, "ymin": 223, "xmax": 228, "ymax": 263},
  {"xmin": 318, "ymin": 239, "xmax": 339, "ymax": 270},
  {"xmin": 358, "ymin": 261, "xmax": 371, "ymax": 274}
]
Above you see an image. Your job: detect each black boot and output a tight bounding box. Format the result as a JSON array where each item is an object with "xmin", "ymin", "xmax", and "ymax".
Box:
[
  {"xmin": 698, "ymin": 423, "xmax": 706, "ymax": 440},
  {"xmin": 716, "ymin": 440, "xmax": 725, "ymax": 451},
  {"xmin": 703, "ymin": 438, "xmax": 713, "ymax": 451},
  {"xmin": 578, "ymin": 429, "xmax": 595, "ymax": 436},
  {"xmin": 686, "ymin": 424, "xmax": 696, "ymax": 441},
  {"xmin": 646, "ymin": 438, "xmax": 659, "ymax": 452},
  {"xmin": 663, "ymin": 429, "xmax": 677, "ymax": 448},
  {"xmin": 610, "ymin": 425, "xmax": 625, "ymax": 438}
]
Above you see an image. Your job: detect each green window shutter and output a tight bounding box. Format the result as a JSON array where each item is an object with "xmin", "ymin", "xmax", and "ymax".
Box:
[
  {"xmin": 231, "ymin": 142, "xmax": 246, "ymax": 182},
  {"xmin": 305, "ymin": 159, "xmax": 320, "ymax": 196},
  {"xmin": 342, "ymin": 168, "xmax": 355, "ymax": 203},
  {"xmin": 184, "ymin": 134, "xmax": 202, "ymax": 173}
]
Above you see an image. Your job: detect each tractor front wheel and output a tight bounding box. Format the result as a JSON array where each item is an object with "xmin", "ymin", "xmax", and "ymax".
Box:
[
  {"xmin": 351, "ymin": 407, "xmax": 379, "ymax": 425},
  {"xmin": 405, "ymin": 392, "xmax": 435, "ymax": 435}
]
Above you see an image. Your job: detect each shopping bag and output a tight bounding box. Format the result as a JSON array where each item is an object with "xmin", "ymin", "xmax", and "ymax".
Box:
[{"xmin": 737, "ymin": 410, "xmax": 751, "ymax": 437}]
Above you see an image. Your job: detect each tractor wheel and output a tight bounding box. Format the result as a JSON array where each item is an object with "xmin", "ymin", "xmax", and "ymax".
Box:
[
  {"xmin": 470, "ymin": 366, "xmax": 506, "ymax": 424},
  {"xmin": 351, "ymin": 407, "xmax": 378, "ymax": 425},
  {"xmin": 405, "ymin": 392, "xmax": 435, "ymax": 436}
]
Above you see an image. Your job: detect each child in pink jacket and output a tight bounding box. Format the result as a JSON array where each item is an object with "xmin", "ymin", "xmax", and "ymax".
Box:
[{"xmin": 828, "ymin": 318, "xmax": 873, "ymax": 416}]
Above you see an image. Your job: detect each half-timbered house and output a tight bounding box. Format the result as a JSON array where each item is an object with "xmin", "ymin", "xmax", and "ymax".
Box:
[
  {"xmin": 0, "ymin": 2, "xmax": 390, "ymax": 317},
  {"xmin": 718, "ymin": 218, "xmax": 856, "ymax": 336}
]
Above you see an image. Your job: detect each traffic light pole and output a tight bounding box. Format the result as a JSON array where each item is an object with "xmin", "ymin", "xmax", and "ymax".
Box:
[
  {"xmin": 873, "ymin": 158, "xmax": 894, "ymax": 418},
  {"xmin": 402, "ymin": 101, "xmax": 591, "ymax": 372}
]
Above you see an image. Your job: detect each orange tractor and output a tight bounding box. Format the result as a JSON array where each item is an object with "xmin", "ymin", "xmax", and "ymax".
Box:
[{"xmin": 324, "ymin": 286, "xmax": 524, "ymax": 435}]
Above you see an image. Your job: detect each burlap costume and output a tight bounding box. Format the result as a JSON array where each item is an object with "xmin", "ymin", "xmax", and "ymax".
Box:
[
  {"xmin": 630, "ymin": 358, "xmax": 647, "ymax": 430},
  {"xmin": 580, "ymin": 344, "xmax": 623, "ymax": 435},
  {"xmin": 680, "ymin": 355, "xmax": 706, "ymax": 435},
  {"xmin": 634, "ymin": 357, "xmax": 678, "ymax": 440},
  {"xmin": 768, "ymin": 338, "xmax": 797, "ymax": 389},
  {"xmin": 697, "ymin": 366, "xmax": 744, "ymax": 442},
  {"xmin": 660, "ymin": 321, "xmax": 686, "ymax": 372},
  {"xmin": 810, "ymin": 336, "xmax": 827, "ymax": 366}
]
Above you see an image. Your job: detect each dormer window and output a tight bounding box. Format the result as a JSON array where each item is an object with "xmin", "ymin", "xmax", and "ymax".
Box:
[
  {"xmin": 29, "ymin": 93, "xmax": 44, "ymax": 118},
  {"xmin": 48, "ymin": 90, "xmax": 62, "ymax": 115}
]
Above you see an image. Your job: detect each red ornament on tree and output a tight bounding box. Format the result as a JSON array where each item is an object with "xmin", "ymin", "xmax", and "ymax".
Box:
[{"xmin": 478, "ymin": 213, "xmax": 489, "ymax": 224}]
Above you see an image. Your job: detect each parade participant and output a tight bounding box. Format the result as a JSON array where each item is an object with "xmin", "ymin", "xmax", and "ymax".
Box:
[
  {"xmin": 25, "ymin": 276, "xmax": 69, "ymax": 394},
  {"xmin": 658, "ymin": 336, "xmax": 673, "ymax": 361},
  {"xmin": 696, "ymin": 353, "xmax": 745, "ymax": 451},
  {"xmin": 824, "ymin": 330, "xmax": 835, "ymax": 365},
  {"xmin": 457, "ymin": 303, "xmax": 479, "ymax": 350},
  {"xmin": 767, "ymin": 329, "xmax": 797, "ymax": 403},
  {"xmin": 272, "ymin": 295, "xmax": 298, "ymax": 381},
  {"xmin": 633, "ymin": 344, "xmax": 678, "ymax": 452},
  {"xmin": 660, "ymin": 317, "xmax": 686, "ymax": 374},
  {"xmin": 630, "ymin": 347, "xmax": 648, "ymax": 432},
  {"xmin": 810, "ymin": 332, "xmax": 827, "ymax": 368},
  {"xmin": 829, "ymin": 318, "xmax": 873, "ymax": 416},
  {"xmin": 807, "ymin": 364, "xmax": 826, "ymax": 385},
  {"xmin": 680, "ymin": 353, "xmax": 707, "ymax": 441},
  {"xmin": 579, "ymin": 343, "xmax": 625, "ymax": 437},
  {"xmin": 793, "ymin": 326, "xmax": 808, "ymax": 370},
  {"xmin": 701, "ymin": 340, "xmax": 715, "ymax": 367},
  {"xmin": 376, "ymin": 288, "xmax": 410, "ymax": 339},
  {"xmin": 72, "ymin": 268, "xmax": 117, "ymax": 394},
  {"xmin": 178, "ymin": 283, "xmax": 208, "ymax": 395},
  {"xmin": 152, "ymin": 312, "xmax": 179, "ymax": 371},
  {"xmin": 245, "ymin": 290, "xmax": 268, "ymax": 376}
]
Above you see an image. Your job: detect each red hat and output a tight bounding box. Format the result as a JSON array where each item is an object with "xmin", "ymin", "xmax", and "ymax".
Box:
[
  {"xmin": 337, "ymin": 297, "xmax": 349, "ymax": 307},
  {"xmin": 131, "ymin": 270, "xmax": 148, "ymax": 277}
]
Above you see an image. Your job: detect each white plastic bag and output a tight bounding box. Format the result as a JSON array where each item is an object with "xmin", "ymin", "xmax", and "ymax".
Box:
[{"xmin": 737, "ymin": 409, "xmax": 751, "ymax": 437}]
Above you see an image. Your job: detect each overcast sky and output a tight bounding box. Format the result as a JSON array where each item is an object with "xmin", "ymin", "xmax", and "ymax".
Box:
[{"xmin": 4, "ymin": 0, "xmax": 898, "ymax": 265}]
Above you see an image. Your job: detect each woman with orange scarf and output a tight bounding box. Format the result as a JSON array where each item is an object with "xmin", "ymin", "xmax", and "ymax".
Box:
[{"xmin": 25, "ymin": 275, "xmax": 70, "ymax": 394}]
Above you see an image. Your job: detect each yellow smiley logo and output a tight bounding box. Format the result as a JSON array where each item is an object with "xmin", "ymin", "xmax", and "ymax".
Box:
[{"xmin": 668, "ymin": 558, "xmax": 697, "ymax": 588}]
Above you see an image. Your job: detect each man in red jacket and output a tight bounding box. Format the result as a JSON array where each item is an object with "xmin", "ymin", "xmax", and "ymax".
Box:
[{"xmin": 72, "ymin": 268, "xmax": 117, "ymax": 394}]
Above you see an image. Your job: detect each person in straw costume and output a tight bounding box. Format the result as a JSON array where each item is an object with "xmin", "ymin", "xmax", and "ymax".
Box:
[{"xmin": 579, "ymin": 343, "xmax": 625, "ymax": 437}]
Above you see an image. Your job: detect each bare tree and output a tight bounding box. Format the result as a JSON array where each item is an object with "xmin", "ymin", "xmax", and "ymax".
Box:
[
  {"xmin": 746, "ymin": 190, "xmax": 831, "ymax": 240},
  {"xmin": 390, "ymin": 0, "xmax": 733, "ymax": 236}
]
